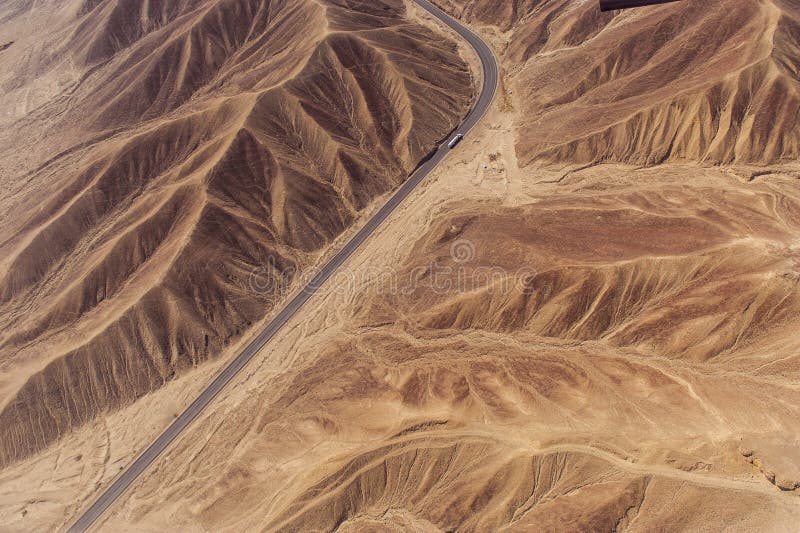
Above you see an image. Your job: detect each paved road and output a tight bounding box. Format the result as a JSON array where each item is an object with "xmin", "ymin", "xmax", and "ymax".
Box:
[{"xmin": 66, "ymin": 2, "xmax": 497, "ymax": 531}]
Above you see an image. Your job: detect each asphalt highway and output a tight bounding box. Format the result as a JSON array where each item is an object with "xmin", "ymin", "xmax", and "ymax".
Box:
[{"xmin": 66, "ymin": 2, "xmax": 497, "ymax": 531}]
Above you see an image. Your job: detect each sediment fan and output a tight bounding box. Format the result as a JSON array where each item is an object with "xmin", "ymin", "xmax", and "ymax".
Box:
[{"xmin": 600, "ymin": 0, "xmax": 683, "ymax": 10}]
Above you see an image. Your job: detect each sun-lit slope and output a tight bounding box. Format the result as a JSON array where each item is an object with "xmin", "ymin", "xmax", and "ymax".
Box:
[
  {"xmin": 98, "ymin": 327, "xmax": 800, "ymax": 530},
  {"xmin": 0, "ymin": 0, "xmax": 473, "ymax": 467},
  {"xmin": 435, "ymin": 0, "xmax": 800, "ymax": 165},
  {"xmin": 92, "ymin": 167, "xmax": 800, "ymax": 531},
  {"xmin": 67, "ymin": 2, "xmax": 800, "ymax": 528},
  {"xmin": 267, "ymin": 438, "xmax": 781, "ymax": 532},
  {"xmin": 362, "ymin": 174, "xmax": 800, "ymax": 362}
]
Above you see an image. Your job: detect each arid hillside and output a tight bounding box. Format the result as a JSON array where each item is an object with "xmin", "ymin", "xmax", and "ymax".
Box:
[
  {"xmin": 0, "ymin": 0, "xmax": 473, "ymax": 467},
  {"xmin": 80, "ymin": 1, "xmax": 800, "ymax": 530},
  {"xmin": 2, "ymin": 0, "xmax": 800, "ymax": 531},
  {"xmin": 436, "ymin": 0, "xmax": 800, "ymax": 165},
  {"xmin": 366, "ymin": 179, "xmax": 800, "ymax": 361},
  {"xmin": 90, "ymin": 169, "xmax": 800, "ymax": 532}
]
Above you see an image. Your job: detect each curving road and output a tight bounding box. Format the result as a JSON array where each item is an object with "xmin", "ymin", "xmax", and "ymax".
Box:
[{"xmin": 66, "ymin": 2, "xmax": 497, "ymax": 531}]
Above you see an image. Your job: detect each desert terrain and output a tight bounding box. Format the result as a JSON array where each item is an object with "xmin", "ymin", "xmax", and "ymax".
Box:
[
  {"xmin": 1, "ymin": 0, "xmax": 800, "ymax": 531},
  {"xmin": 0, "ymin": 0, "xmax": 473, "ymax": 468}
]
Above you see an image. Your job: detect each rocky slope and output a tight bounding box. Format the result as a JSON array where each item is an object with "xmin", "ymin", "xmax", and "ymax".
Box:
[
  {"xmin": 86, "ymin": 1, "xmax": 800, "ymax": 529},
  {"xmin": 0, "ymin": 0, "xmax": 473, "ymax": 466},
  {"xmin": 364, "ymin": 178, "xmax": 800, "ymax": 361},
  {"xmin": 436, "ymin": 0, "xmax": 800, "ymax": 165},
  {"xmin": 2, "ymin": 0, "xmax": 800, "ymax": 531}
]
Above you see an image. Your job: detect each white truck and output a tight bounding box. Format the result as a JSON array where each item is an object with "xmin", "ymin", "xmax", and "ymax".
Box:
[{"xmin": 448, "ymin": 133, "xmax": 464, "ymax": 149}]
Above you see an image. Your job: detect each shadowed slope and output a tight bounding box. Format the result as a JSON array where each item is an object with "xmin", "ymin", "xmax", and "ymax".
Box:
[
  {"xmin": 55, "ymin": 3, "xmax": 800, "ymax": 530},
  {"xmin": 362, "ymin": 175, "xmax": 800, "ymax": 361},
  {"xmin": 0, "ymin": 0, "xmax": 473, "ymax": 466},
  {"xmin": 435, "ymin": 0, "xmax": 800, "ymax": 165}
]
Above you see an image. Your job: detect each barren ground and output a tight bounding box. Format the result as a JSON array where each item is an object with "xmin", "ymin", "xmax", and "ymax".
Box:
[{"xmin": 1, "ymin": 0, "xmax": 799, "ymax": 531}]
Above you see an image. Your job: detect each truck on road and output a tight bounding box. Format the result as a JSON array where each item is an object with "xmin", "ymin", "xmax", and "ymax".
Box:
[{"xmin": 448, "ymin": 133, "xmax": 464, "ymax": 149}]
